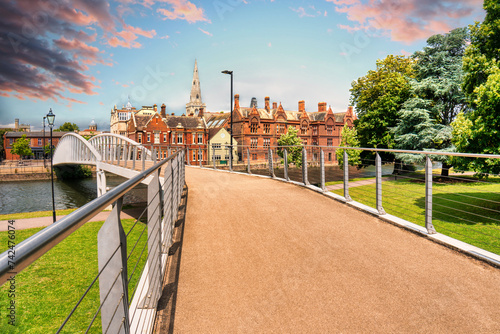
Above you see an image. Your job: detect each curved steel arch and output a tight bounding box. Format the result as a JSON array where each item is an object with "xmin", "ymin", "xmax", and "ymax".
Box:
[
  {"xmin": 88, "ymin": 133, "xmax": 152, "ymax": 159},
  {"xmin": 53, "ymin": 133, "xmax": 102, "ymax": 167}
]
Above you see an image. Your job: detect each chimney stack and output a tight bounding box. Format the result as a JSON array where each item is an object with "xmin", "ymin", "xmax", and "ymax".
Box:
[
  {"xmin": 198, "ymin": 107, "xmax": 204, "ymax": 118},
  {"xmin": 298, "ymin": 100, "xmax": 305, "ymax": 113},
  {"xmin": 265, "ymin": 97, "xmax": 270, "ymax": 111},
  {"xmin": 318, "ymin": 102, "xmax": 327, "ymax": 112},
  {"xmin": 272, "ymin": 102, "xmax": 277, "ymax": 109},
  {"xmin": 161, "ymin": 103, "xmax": 166, "ymax": 118},
  {"xmin": 15, "ymin": 119, "xmax": 19, "ymax": 130},
  {"xmin": 154, "ymin": 104, "xmax": 157, "ymax": 112},
  {"xmin": 234, "ymin": 94, "xmax": 240, "ymax": 110}
]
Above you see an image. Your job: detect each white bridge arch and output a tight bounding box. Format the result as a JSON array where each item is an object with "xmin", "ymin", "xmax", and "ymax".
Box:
[{"xmin": 53, "ymin": 133, "xmax": 160, "ymax": 196}]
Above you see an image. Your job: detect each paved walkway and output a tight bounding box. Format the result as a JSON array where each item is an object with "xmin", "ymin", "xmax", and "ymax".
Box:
[{"xmin": 172, "ymin": 167, "xmax": 500, "ymax": 333}]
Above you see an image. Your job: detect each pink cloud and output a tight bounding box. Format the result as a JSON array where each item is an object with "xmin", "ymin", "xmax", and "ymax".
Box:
[
  {"xmin": 157, "ymin": 0, "xmax": 210, "ymax": 23},
  {"xmin": 198, "ymin": 27, "xmax": 213, "ymax": 37},
  {"xmin": 290, "ymin": 7, "xmax": 316, "ymax": 18},
  {"xmin": 327, "ymin": 0, "xmax": 484, "ymax": 43}
]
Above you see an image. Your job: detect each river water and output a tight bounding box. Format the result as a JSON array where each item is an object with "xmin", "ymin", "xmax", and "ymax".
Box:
[{"xmin": 0, "ymin": 176, "xmax": 147, "ymax": 215}]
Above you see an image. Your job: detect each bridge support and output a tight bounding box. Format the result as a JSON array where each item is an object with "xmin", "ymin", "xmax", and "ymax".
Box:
[{"xmin": 97, "ymin": 170, "xmax": 107, "ymax": 197}]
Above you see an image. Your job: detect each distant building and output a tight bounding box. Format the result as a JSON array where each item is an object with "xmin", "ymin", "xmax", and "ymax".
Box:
[
  {"xmin": 79, "ymin": 119, "xmax": 102, "ymax": 138},
  {"xmin": 207, "ymin": 127, "xmax": 238, "ymax": 165},
  {"xmin": 3, "ymin": 131, "xmax": 69, "ymax": 160},
  {"xmin": 14, "ymin": 119, "xmax": 31, "ymax": 132},
  {"xmin": 110, "ymin": 98, "xmax": 135, "ymax": 136},
  {"xmin": 185, "ymin": 60, "xmax": 206, "ymax": 117}
]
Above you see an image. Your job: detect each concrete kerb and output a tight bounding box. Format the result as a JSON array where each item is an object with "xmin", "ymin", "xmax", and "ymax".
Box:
[{"xmin": 186, "ymin": 165, "xmax": 500, "ymax": 269}]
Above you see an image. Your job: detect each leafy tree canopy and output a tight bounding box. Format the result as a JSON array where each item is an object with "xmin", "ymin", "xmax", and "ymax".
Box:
[
  {"xmin": 277, "ymin": 126, "xmax": 303, "ymax": 167},
  {"xmin": 55, "ymin": 122, "xmax": 79, "ymax": 132},
  {"xmin": 11, "ymin": 134, "xmax": 33, "ymax": 159},
  {"xmin": 336, "ymin": 125, "xmax": 361, "ymax": 169}
]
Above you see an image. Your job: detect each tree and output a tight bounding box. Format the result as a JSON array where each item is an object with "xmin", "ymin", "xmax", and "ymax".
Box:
[
  {"xmin": 56, "ymin": 122, "xmax": 79, "ymax": 132},
  {"xmin": 0, "ymin": 128, "xmax": 13, "ymax": 160},
  {"xmin": 336, "ymin": 125, "xmax": 361, "ymax": 169},
  {"xmin": 350, "ymin": 55, "xmax": 414, "ymax": 164},
  {"xmin": 11, "ymin": 134, "xmax": 33, "ymax": 160},
  {"xmin": 452, "ymin": 0, "xmax": 500, "ymax": 174},
  {"xmin": 277, "ymin": 126, "xmax": 303, "ymax": 167}
]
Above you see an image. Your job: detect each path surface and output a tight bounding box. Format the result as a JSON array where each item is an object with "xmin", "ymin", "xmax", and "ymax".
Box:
[{"xmin": 172, "ymin": 167, "xmax": 500, "ymax": 333}]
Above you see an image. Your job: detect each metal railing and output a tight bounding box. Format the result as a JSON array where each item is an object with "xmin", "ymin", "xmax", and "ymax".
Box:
[
  {"xmin": 0, "ymin": 149, "xmax": 185, "ymax": 333},
  {"xmin": 194, "ymin": 144, "xmax": 500, "ymax": 262}
]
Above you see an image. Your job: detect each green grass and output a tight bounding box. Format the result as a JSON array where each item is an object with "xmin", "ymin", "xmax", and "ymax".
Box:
[
  {"xmin": 0, "ymin": 218, "xmax": 148, "ymax": 333},
  {"xmin": 332, "ymin": 178, "xmax": 500, "ymax": 255},
  {"xmin": 325, "ymin": 176, "xmax": 378, "ymax": 186},
  {"xmin": 0, "ymin": 209, "xmax": 78, "ymax": 221}
]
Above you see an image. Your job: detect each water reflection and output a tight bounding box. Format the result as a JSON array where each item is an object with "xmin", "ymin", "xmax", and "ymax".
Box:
[{"xmin": 0, "ymin": 175, "xmax": 147, "ymax": 215}]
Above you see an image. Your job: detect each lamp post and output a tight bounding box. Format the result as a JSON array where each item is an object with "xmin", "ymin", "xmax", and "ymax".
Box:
[
  {"xmin": 43, "ymin": 116, "xmax": 46, "ymax": 168},
  {"xmin": 221, "ymin": 70, "xmax": 233, "ymax": 164},
  {"xmin": 46, "ymin": 109, "xmax": 56, "ymax": 223}
]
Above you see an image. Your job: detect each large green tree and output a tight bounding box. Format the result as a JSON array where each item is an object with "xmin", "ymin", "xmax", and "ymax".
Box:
[
  {"xmin": 277, "ymin": 126, "xmax": 303, "ymax": 167},
  {"xmin": 56, "ymin": 122, "xmax": 79, "ymax": 132},
  {"xmin": 336, "ymin": 125, "xmax": 361, "ymax": 169},
  {"xmin": 452, "ymin": 0, "xmax": 500, "ymax": 174},
  {"xmin": 11, "ymin": 134, "xmax": 33, "ymax": 160},
  {"xmin": 350, "ymin": 55, "xmax": 414, "ymax": 164}
]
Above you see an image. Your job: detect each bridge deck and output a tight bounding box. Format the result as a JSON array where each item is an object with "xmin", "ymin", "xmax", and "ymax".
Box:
[{"xmin": 171, "ymin": 167, "xmax": 500, "ymax": 332}]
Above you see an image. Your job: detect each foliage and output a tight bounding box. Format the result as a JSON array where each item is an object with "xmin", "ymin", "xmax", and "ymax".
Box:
[
  {"xmin": 55, "ymin": 122, "xmax": 79, "ymax": 132},
  {"xmin": 0, "ymin": 128, "xmax": 13, "ymax": 159},
  {"xmin": 336, "ymin": 125, "xmax": 361, "ymax": 169},
  {"xmin": 10, "ymin": 134, "xmax": 33, "ymax": 159},
  {"xmin": 452, "ymin": 0, "xmax": 500, "ymax": 174},
  {"xmin": 277, "ymin": 126, "xmax": 303, "ymax": 167},
  {"xmin": 350, "ymin": 55, "xmax": 414, "ymax": 163},
  {"xmin": 54, "ymin": 165, "xmax": 92, "ymax": 180}
]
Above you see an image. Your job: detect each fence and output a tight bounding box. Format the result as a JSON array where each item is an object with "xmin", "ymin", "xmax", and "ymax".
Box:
[
  {"xmin": 0, "ymin": 150, "xmax": 185, "ymax": 333},
  {"xmin": 195, "ymin": 144, "xmax": 500, "ymax": 262}
]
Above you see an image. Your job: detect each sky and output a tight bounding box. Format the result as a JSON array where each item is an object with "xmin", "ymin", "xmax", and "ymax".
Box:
[{"xmin": 0, "ymin": 0, "xmax": 486, "ymax": 131}]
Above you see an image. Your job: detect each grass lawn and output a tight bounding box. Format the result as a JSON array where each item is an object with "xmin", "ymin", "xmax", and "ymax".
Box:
[
  {"xmin": 0, "ymin": 218, "xmax": 148, "ymax": 333},
  {"xmin": 0, "ymin": 209, "xmax": 77, "ymax": 221},
  {"xmin": 332, "ymin": 177, "xmax": 500, "ymax": 255}
]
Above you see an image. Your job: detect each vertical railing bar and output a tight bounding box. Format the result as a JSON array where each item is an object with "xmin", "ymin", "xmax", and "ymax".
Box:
[
  {"xmin": 343, "ymin": 150, "xmax": 352, "ymax": 202},
  {"xmin": 320, "ymin": 149, "xmax": 326, "ymax": 191},
  {"xmin": 302, "ymin": 147, "xmax": 310, "ymax": 185},
  {"xmin": 376, "ymin": 153, "xmax": 386, "ymax": 215},
  {"xmin": 425, "ymin": 155, "xmax": 437, "ymax": 234}
]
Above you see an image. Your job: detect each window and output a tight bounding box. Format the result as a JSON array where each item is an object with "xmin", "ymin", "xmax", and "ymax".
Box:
[
  {"xmin": 277, "ymin": 124, "xmax": 285, "ymax": 134},
  {"xmin": 313, "ymin": 139, "xmax": 318, "ymax": 146},
  {"xmin": 119, "ymin": 112, "xmax": 130, "ymax": 121},
  {"xmin": 327, "ymin": 125, "xmax": 333, "ymax": 135},
  {"xmin": 212, "ymin": 143, "xmax": 221, "ymax": 150},
  {"xmin": 198, "ymin": 133, "xmax": 203, "ymax": 144},
  {"xmin": 193, "ymin": 133, "xmax": 196, "ymax": 144},
  {"xmin": 264, "ymin": 124, "xmax": 270, "ymax": 134},
  {"xmin": 328, "ymin": 152, "xmax": 332, "ymax": 161},
  {"xmin": 193, "ymin": 151, "xmax": 197, "ymax": 161},
  {"xmin": 38, "ymin": 138, "xmax": 42, "ymax": 146},
  {"xmin": 172, "ymin": 133, "xmax": 176, "ymax": 144},
  {"xmin": 263, "ymin": 138, "xmax": 270, "ymax": 148},
  {"xmin": 250, "ymin": 122, "xmax": 258, "ymax": 134},
  {"xmin": 199, "ymin": 151, "xmax": 203, "ymax": 161},
  {"xmin": 250, "ymin": 138, "xmax": 258, "ymax": 149},
  {"xmin": 163, "ymin": 133, "xmax": 167, "ymax": 142},
  {"xmin": 154, "ymin": 133, "xmax": 160, "ymax": 144},
  {"xmin": 120, "ymin": 131, "xmax": 126, "ymax": 136},
  {"xmin": 177, "ymin": 133, "xmax": 183, "ymax": 144},
  {"xmin": 9, "ymin": 139, "xmax": 13, "ymax": 145},
  {"xmin": 252, "ymin": 154, "xmax": 257, "ymax": 160},
  {"xmin": 313, "ymin": 126, "xmax": 318, "ymax": 135},
  {"xmin": 147, "ymin": 133, "xmax": 151, "ymax": 142},
  {"xmin": 327, "ymin": 138, "xmax": 333, "ymax": 146},
  {"xmin": 301, "ymin": 123, "xmax": 308, "ymax": 135},
  {"xmin": 215, "ymin": 155, "xmax": 221, "ymax": 160},
  {"xmin": 138, "ymin": 134, "xmax": 142, "ymax": 143}
]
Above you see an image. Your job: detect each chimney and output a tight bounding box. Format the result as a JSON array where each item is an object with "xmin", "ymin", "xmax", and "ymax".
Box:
[
  {"xmin": 171, "ymin": 112, "xmax": 175, "ymax": 116},
  {"xmin": 265, "ymin": 97, "xmax": 270, "ymax": 111},
  {"xmin": 272, "ymin": 102, "xmax": 277, "ymax": 109},
  {"xmin": 15, "ymin": 119, "xmax": 19, "ymax": 130},
  {"xmin": 199, "ymin": 107, "xmax": 204, "ymax": 118},
  {"xmin": 234, "ymin": 94, "xmax": 240, "ymax": 110},
  {"xmin": 318, "ymin": 102, "xmax": 327, "ymax": 112},
  {"xmin": 154, "ymin": 104, "xmax": 157, "ymax": 112},
  {"xmin": 298, "ymin": 100, "xmax": 305, "ymax": 113},
  {"xmin": 160, "ymin": 103, "xmax": 166, "ymax": 118}
]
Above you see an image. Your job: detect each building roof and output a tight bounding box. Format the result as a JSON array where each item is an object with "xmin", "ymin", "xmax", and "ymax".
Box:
[
  {"xmin": 164, "ymin": 116, "xmax": 204, "ymax": 129},
  {"xmin": 132, "ymin": 114, "xmax": 152, "ymax": 131},
  {"xmin": 205, "ymin": 113, "xmax": 230, "ymax": 128},
  {"xmin": 4, "ymin": 131, "xmax": 70, "ymax": 138}
]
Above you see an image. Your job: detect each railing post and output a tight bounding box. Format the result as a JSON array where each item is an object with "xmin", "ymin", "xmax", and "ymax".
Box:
[
  {"xmin": 111, "ymin": 137, "xmax": 115, "ymax": 164},
  {"xmin": 302, "ymin": 147, "xmax": 310, "ymax": 185},
  {"xmin": 142, "ymin": 148, "xmax": 146, "ymax": 171},
  {"xmin": 284, "ymin": 149, "xmax": 289, "ymax": 181},
  {"xmin": 247, "ymin": 148, "xmax": 252, "ymax": 174},
  {"xmin": 123, "ymin": 143, "xmax": 128, "ymax": 167},
  {"xmin": 343, "ymin": 150, "xmax": 352, "ymax": 202},
  {"xmin": 186, "ymin": 148, "xmax": 191, "ymax": 166},
  {"xmin": 320, "ymin": 149, "xmax": 326, "ymax": 191},
  {"xmin": 132, "ymin": 146, "xmax": 137, "ymax": 170},
  {"xmin": 229, "ymin": 146, "xmax": 233, "ymax": 172},
  {"xmin": 376, "ymin": 153, "xmax": 386, "ymax": 215},
  {"xmin": 98, "ymin": 197, "xmax": 130, "ymax": 334},
  {"xmin": 199, "ymin": 149, "xmax": 203, "ymax": 168},
  {"xmin": 425, "ymin": 155, "xmax": 437, "ymax": 234},
  {"xmin": 213, "ymin": 146, "xmax": 217, "ymax": 169},
  {"xmin": 269, "ymin": 148, "xmax": 275, "ymax": 178}
]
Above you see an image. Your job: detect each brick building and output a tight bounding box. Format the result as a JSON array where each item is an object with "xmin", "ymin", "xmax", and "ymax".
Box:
[
  {"xmin": 3, "ymin": 131, "xmax": 68, "ymax": 160},
  {"xmin": 231, "ymin": 95, "xmax": 356, "ymax": 163}
]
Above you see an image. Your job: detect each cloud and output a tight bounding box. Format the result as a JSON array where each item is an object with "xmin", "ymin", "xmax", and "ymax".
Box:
[
  {"xmin": 198, "ymin": 27, "xmax": 213, "ymax": 37},
  {"xmin": 290, "ymin": 7, "xmax": 316, "ymax": 18},
  {"xmin": 327, "ymin": 0, "xmax": 484, "ymax": 43},
  {"xmin": 107, "ymin": 24, "xmax": 156, "ymax": 48},
  {"xmin": 157, "ymin": 0, "xmax": 210, "ymax": 23}
]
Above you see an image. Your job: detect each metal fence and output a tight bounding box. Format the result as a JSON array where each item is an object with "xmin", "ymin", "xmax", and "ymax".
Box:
[
  {"xmin": 197, "ymin": 144, "xmax": 500, "ymax": 261},
  {"xmin": 0, "ymin": 149, "xmax": 185, "ymax": 333}
]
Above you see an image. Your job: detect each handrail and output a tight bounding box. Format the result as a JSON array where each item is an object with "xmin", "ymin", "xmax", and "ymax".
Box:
[{"xmin": 0, "ymin": 150, "xmax": 181, "ymax": 286}]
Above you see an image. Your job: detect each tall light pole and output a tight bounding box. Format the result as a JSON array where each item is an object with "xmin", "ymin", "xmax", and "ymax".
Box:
[
  {"xmin": 43, "ymin": 116, "xmax": 46, "ymax": 168},
  {"xmin": 221, "ymin": 70, "xmax": 233, "ymax": 164},
  {"xmin": 46, "ymin": 109, "xmax": 56, "ymax": 223}
]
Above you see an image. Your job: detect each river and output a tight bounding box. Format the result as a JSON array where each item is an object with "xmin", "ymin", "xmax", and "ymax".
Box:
[{"xmin": 0, "ymin": 176, "xmax": 147, "ymax": 215}]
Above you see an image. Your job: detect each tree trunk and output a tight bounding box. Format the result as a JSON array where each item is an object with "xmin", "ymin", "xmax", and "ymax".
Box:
[{"xmin": 441, "ymin": 162, "xmax": 451, "ymax": 177}]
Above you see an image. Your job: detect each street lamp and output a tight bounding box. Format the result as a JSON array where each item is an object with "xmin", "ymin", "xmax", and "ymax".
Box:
[
  {"xmin": 46, "ymin": 108, "xmax": 56, "ymax": 223},
  {"xmin": 221, "ymin": 70, "xmax": 233, "ymax": 165}
]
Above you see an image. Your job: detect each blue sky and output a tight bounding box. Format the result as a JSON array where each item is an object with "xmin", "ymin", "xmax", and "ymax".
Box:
[{"xmin": 0, "ymin": 0, "xmax": 485, "ymax": 131}]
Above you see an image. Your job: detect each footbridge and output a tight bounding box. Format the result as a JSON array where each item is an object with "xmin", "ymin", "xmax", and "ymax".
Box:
[{"xmin": 1, "ymin": 137, "xmax": 500, "ymax": 333}]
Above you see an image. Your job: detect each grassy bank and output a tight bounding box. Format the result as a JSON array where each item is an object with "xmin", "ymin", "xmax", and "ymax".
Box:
[
  {"xmin": 332, "ymin": 177, "xmax": 500, "ymax": 255},
  {"xmin": 0, "ymin": 209, "xmax": 77, "ymax": 221},
  {"xmin": 0, "ymin": 218, "xmax": 147, "ymax": 333}
]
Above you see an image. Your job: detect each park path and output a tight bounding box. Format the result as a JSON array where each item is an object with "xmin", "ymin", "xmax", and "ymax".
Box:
[{"xmin": 170, "ymin": 167, "xmax": 500, "ymax": 333}]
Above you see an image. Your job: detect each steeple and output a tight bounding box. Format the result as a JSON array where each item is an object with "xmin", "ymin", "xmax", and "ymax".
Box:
[{"xmin": 186, "ymin": 59, "xmax": 206, "ymax": 116}]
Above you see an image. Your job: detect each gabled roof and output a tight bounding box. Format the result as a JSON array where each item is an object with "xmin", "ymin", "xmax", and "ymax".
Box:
[
  {"xmin": 164, "ymin": 116, "xmax": 204, "ymax": 129},
  {"xmin": 132, "ymin": 114, "xmax": 152, "ymax": 131},
  {"xmin": 205, "ymin": 113, "xmax": 230, "ymax": 128}
]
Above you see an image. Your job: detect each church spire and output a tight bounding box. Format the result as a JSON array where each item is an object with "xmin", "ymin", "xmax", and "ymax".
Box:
[{"xmin": 186, "ymin": 59, "xmax": 206, "ymax": 116}]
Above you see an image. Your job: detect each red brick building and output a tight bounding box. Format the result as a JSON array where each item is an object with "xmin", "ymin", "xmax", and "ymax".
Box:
[
  {"xmin": 3, "ymin": 131, "xmax": 68, "ymax": 160},
  {"xmin": 126, "ymin": 105, "xmax": 208, "ymax": 164},
  {"xmin": 231, "ymin": 95, "xmax": 356, "ymax": 163}
]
